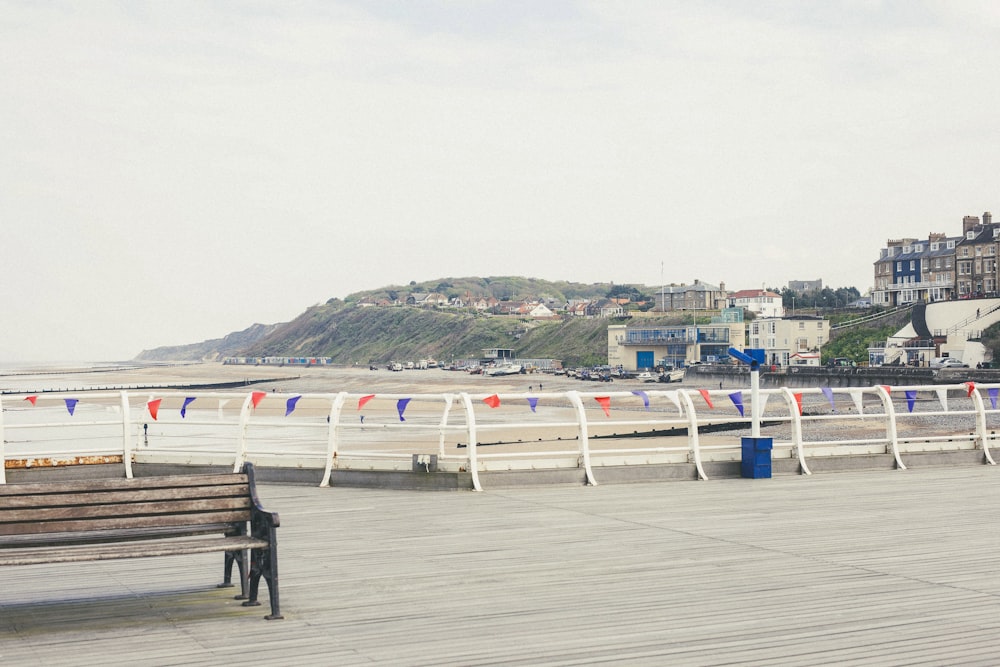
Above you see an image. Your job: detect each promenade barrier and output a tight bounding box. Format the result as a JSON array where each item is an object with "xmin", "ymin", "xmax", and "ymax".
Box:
[{"xmin": 1, "ymin": 383, "xmax": 998, "ymax": 489}]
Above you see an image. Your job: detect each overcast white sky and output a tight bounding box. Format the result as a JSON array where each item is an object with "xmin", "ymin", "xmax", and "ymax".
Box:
[{"xmin": 3, "ymin": 1, "xmax": 999, "ymax": 362}]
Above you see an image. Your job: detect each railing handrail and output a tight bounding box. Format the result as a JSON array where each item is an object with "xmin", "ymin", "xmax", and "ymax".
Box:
[{"xmin": 2, "ymin": 382, "xmax": 998, "ymax": 488}]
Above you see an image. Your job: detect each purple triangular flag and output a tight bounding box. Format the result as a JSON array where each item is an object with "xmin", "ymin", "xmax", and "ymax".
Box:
[
  {"xmin": 728, "ymin": 391, "xmax": 744, "ymax": 417},
  {"xmin": 631, "ymin": 390, "xmax": 650, "ymax": 410},
  {"xmin": 397, "ymin": 398, "xmax": 411, "ymax": 421},
  {"xmin": 821, "ymin": 386, "xmax": 835, "ymax": 411},
  {"xmin": 526, "ymin": 397, "xmax": 539, "ymax": 412},
  {"xmin": 181, "ymin": 396, "xmax": 196, "ymax": 418},
  {"xmin": 990, "ymin": 387, "xmax": 998, "ymax": 409},
  {"xmin": 64, "ymin": 398, "xmax": 78, "ymax": 416},
  {"xmin": 285, "ymin": 395, "xmax": 302, "ymax": 416},
  {"xmin": 905, "ymin": 390, "xmax": 917, "ymax": 413}
]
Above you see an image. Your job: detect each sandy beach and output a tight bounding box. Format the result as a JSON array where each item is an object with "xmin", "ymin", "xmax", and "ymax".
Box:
[{"xmin": 0, "ymin": 361, "xmax": 700, "ymax": 397}]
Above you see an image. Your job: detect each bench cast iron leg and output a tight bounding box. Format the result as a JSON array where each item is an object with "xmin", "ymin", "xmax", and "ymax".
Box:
[
  {"xmin": 218, "ymin": 550, "xmax": 250, "ymax": 599},
  {"xmin": 243, "ymin": 543, "xmax": 282, "ymax": 619}
]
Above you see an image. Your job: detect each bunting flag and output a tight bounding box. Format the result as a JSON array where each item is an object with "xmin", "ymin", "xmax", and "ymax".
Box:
[
  {"xmin": 849, "ymin": 389, "xmax": 865, "ymax": 415},
  {"xmin": 989, "ymin": 387, "xmax": 999, "ymax": 409},
  {"xmin": 65, "ymin": 398, "xmax": 78, "ymax": 416},
  {"xmin": 397, "ymin": 398, "xmax": 411, "ymax": 421},
  {"xmin": 880, "ymin": 385, "xmax": 892, "ymax": 395},
  {"xmin": 698, "ymin": 389, "xmax": 713, "ymax": 409},
  {"xmin": 526, "ymin": 397, "xmax": 539, "ymax": 413},
  {"xmin": 358, "ymin": 394, "xmax": 375, "ymax": 410},
  {"xmin": 821, "ymin": 387, "xmax": 835, "ymax": 411},
  {"xmin": 935, "ymin": 388, "xmax": 949, "ymax": 412},
  {"xmin": 595, "ymin": 396, "xmax": 611, "ymax": 417},
  {"xmin": 728, "ymin": 391, "xmax": 744, "ymax": 417},
  {"xmin": 251, "ymin": 391, "xmax": 267, "ymax": 409},
  {"xmin": 964, "ymin": 381, "xmax": 976, "ymax": 397},
  {"xmin": 757, "ymin": 393, "xmax": 770, "ymax": 416},
  {"xmin": 483, "ymin": 394, "xmax": 501, "ymax": 408},
  {"xmin": 147, "ymin": 398, "xmax": 162, "ymax": 421},
  {"xmin": 24, "ymin": 395, "xmax": 37, "ymax": 406},
  {"xmin": 631, "ymin": 390, "xmax": 650, "ymax": 410},
  {"xmin": 285, "ymin": 395, "xmax": 302, "ymax": 416},
  {"xmin": 905, "ymin": 390, "xmax": 917, "ymax": 413},
  {"xmin": 664, "ymin": 391, "xmax": 682, "ymax": 415},
  {"xmin": 181, "ymin": 396, "xmax": 196, "ymax": 418},
  {"xmin": 793, "ymin": 393, "xmax": 803, "ymax": 416}
]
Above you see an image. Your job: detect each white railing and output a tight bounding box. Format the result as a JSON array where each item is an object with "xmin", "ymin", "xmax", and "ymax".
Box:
[{"xmin": 2, "ymin": 383, "xmax": 999, "ymax": 489}]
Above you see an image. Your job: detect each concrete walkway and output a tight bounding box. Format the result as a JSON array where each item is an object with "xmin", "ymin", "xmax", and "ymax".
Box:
[{"xmin": 3, "ymin": 466, "xmax": 1000, "ymax": 665}]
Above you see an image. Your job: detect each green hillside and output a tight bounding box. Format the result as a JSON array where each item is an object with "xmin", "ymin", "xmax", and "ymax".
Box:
[{"xmin": 239, "ymin": 301, "xmax": 619, "ymax": 367}]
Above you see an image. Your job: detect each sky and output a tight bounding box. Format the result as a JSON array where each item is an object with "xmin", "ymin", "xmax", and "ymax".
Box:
[{"xmin": 3, "ymin": 1, "xmax": 999, "ymax": 362}]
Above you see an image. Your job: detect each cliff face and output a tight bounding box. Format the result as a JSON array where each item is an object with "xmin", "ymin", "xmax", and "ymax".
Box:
[{"xmin": 134, "ymin": 323, "xmax": 282, "ymax": 362}]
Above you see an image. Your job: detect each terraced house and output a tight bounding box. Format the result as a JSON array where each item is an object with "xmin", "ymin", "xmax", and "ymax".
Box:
[{"xmin": 872, "ymin": 212, "xmax": 994, "ymax": 306}]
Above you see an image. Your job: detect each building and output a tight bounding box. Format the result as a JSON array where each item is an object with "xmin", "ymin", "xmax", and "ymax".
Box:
[
  {"xmin": 872, "ymin": 233, "xmax": 959, "ymax": 306},
  {"xmin": 607, "ymin": 311, "xmax": 745, "ymax": 370},
  {"xmin": 871, "ymin": 212, "xmax": 997, "ymax": 307},
  {"xmin": 955, "ymin": 212, "xmax": 998, "ymax": 298},
  {"xmin": 788, "ymin": 279, "xmax": 822, "ymax": 293},
  {"xmin": 653, "ymin": 279, "xmax": 728, "ymax": 312},
  {"xmin": 728, "ymin": 289, "xmax": 783, "ymax": 318},
  {"xmin": 746, "ymin": 316, "xmax": 830, "ymax": 367}
]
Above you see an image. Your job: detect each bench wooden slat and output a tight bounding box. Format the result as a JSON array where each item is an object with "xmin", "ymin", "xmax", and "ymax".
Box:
[
  {"xmin": 0, "ymin": 473, "xmax": 249, "ymax": 497},
  {"xmin": 0, "ymin": 535, "xmax": 270, "ymax": 566},
  {"xmin": 1, "ymin": 497, "xmax": 252, "ymax": 528},
  {"xmin": 0, "ymin": 484, "xmax": 251, "ymax": 509},
  {"xmin": 0, "ymin": 509, "xmax": 252, "ymax": 536},
  {"xmin": 0, "ymin": 524, "xmax": 243, "ymax": 549}
]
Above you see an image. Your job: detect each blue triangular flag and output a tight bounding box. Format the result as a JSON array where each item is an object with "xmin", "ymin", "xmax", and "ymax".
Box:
[
  {"xmin": 397, "ymin": 398, "xmax": 411, "ymax": 421},
  {"xmin": 631, "ymin": 390, "xmax": 650, "ymax": 410}
]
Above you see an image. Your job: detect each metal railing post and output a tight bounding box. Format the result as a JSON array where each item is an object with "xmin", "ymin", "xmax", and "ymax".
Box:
[
  {"xmin": 679, "ymin": 390, "xmax": 709, "ymax": 480},
  {"xmin": 875, "ymin": 385, "xmax": 906, "ymax": 470},
  {"xmin": 460, "ymin": 393, "xmax": 483, "ymax": 491},
  {"xmin": 438, "ymin": 394, "xmax": 454, "ymax": 459},
  {"xmin": 0, "ymin": 394, "xmax": 6, "ymax": 484},
  {"xmin": 567, "ymin": 391, "xmax": 597, "ymax": 486},
  {"xmin": 968, "ymin": 385, "xmax": 996, "ymax": 465},
  {"xmin": 780, "ymin": 387, "xmax": 811, "ymax": 475},
  {"xmin": 234, "ymin": 392, "xmax": 255, "ymax": 473},
  {"xmin": 121, "ymin": 391, "xmax": 134, "ymax": 479},
  {"xmin": 320, "ymin": 391, "xmax": 348, "ymax": 487}
]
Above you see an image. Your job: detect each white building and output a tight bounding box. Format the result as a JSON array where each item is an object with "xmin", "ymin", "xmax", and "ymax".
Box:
[
  {"xmin": 728, "ymin": 289, "xmax": 784, "ymax": 318},
  {"xmin": 746, "ymin": 316, "xmax": 830, "ymax": 367}
]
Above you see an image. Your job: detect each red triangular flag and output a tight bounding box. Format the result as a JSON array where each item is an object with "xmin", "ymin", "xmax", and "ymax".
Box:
[
  {"xmin": 880, "ymin": 385, "xmax": 892, "ymax": 395},
  {"xmin": 251, "ymin": 391, "xmax": 266, "ymax": 409},
  {"xmin": 483, "ymin": 394, "xmax": 501, "ymax": 408},
  {"xmin": 965, "ymin": 381, "xmax": 976, "ymax": 397},
  {"xmin": 358, "ymin": 394, "xmax": 375, "ymax": 410},
  {"xmin": 147, "ymin": 398, "xmax": 162, "ymax": 421},
  {"xmin": 24, "ymin": 395, "xmax": 37, "ymax": 406},
  {"xmin": 793, "ymin": 393, "xmax": 803, "ymax": 416},
  {"xmin": 698, "ymin": 389, "xmax": 714, "ymax": 409},
  {"xmin": 595, "ymin": 396, "xmax": 611, "ymax": 417}
]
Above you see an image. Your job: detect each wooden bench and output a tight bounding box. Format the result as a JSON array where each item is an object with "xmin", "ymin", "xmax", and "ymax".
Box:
[{"xmin": 0, "ymin": 463, "xmax": 282, "ymax": 619}]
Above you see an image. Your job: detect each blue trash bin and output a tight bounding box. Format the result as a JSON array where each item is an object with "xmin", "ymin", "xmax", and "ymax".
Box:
[{"xmin": 741, "ymin": 437, "xmax": 772, "ymax": 479}]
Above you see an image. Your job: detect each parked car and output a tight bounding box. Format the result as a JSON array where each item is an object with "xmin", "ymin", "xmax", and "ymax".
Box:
[{"xmin": 930, "ymin": 357, "xmax": 968, "ymax": 369}]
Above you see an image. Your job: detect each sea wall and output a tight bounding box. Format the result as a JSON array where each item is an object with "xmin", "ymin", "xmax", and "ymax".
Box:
[{"xmin": 686, "ymin": 365, "xmax": 998, "ymax": 388}]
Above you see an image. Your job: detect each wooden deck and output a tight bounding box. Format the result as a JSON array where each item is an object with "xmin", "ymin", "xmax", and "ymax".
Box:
[{"xmin": 4, "ymin": 466, "xmax": 1000, "ymax": 665}]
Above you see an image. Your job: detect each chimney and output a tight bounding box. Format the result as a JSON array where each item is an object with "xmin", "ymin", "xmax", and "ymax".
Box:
[
  {"xmin": 985, "ymin": 211, "xmax": 993, "ymax": 226},
  {"xmin": 963, "ymin": 215, "xmax": 981, "ymax": 234}
]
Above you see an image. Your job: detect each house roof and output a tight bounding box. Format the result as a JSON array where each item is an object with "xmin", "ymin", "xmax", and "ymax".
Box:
[{"xmin": 730, "ymin": 289, "xmax": 780, "ymax": 299}]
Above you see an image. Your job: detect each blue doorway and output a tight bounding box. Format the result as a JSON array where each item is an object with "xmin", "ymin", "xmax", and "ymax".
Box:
[{"xmin": 636, "ymin": 351, "xmax": 654, "ymax": 370}]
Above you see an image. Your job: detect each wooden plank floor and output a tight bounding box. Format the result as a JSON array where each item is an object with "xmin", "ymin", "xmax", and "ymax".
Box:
[{"xmin": 4, "ymin": 466, "xmax": 1000, "ymax": 665}]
